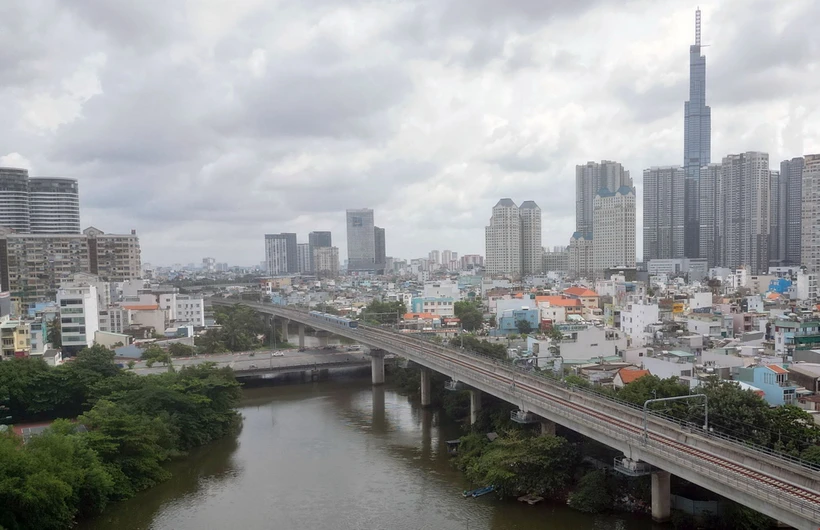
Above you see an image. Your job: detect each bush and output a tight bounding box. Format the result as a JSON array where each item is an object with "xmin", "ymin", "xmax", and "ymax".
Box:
[{"xmin": 567, "ymin": 470, "xmax": 613, "ymax": 513}]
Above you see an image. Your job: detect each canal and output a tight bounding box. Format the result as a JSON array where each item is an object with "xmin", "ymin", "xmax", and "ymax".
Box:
[{"xmin": 80, "ymin": 381, "xmax": 656, "ymax": 530}]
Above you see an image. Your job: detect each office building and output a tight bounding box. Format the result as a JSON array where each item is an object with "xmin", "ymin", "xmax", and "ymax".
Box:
[
  {"xmin": 485, "ymin": 198, "xmax": 521, "ymax": 275},
  {"xmin": 575, "ymin": 161, "xmax": 631, "ymax": 234},
  {"xmin": 0, "ymin": 167, "xmax": 31, "ymax": 232},
  {"xmin": 780, "ymin": 157, "xmax": 805, "ymax": 265},
  {"xmin": 314, "ymin": 246, "xmax": 340, "ymax": 277},
  {"xmin": 698, "ymin": 163, "xmax": 721, "ymax": 267},
  {"xmin": 346, "ymin": 209, "xmax": 377, "ymax": 271},
  {"xmin": 717, "ymin": 152, "xmax": 770, "ymax": 274},
  {"xmin": 57, "ymin": 284, "xmax": 100, "ymax": 350},
  {"xmin": 683, "ymin": 8, "xmax": 711, "ymax": 257},
  {"xmin": 28, "ymin": 178, "xmax": 81, "ymax": 234},
  {"xmin": 568, "ymin": 232, "xmax": 593, "ymax": 279},
  {"xmin": 801, "ymin": 155, "xmax": 820, "ymax": 276},
  {"xmin": 519, "ymin": 200, "xmax": 543, "ymax": 275},
  {"xmin": 297, "ymin": 243, "xmax": 312, "ymax": 274},
  {"xmin": 592, "ymin": 186, "xmax": 636, "ymax": 275},
  {"xmin": 374, "ymin": 226, "xmax": 386, "ymax": 272},
  {"xmin": 643, "ymin": 166, "xmax": 685, "ymax": 261}
]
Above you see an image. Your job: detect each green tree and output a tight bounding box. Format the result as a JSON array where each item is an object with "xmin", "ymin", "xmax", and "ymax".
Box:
[
  {"xmin": 360, "ymin": 300, "xmax": 406, "ymax": 325},
  {"xmin": 168, "ymin": 343, "xmax": 196, "ymax": 357},
  {"xmin": 515, "ymin": 319, "xmax": 533, "ymax": 335},
  {"xmin": 213, "ymin": 304, "xmax": 267, "ymax": 351},
  {"xmin": 47, "ymin": 317, "xmax": 62, "ymax": 349},
  {"xmin": 195, "ymin": 329, "xmax": 227, "ymax": 354},
  {"xmin": 567, "ymin": 470, "xmax": 614, "ymax": 513},
  {"xmin": 694, "ymin": 380, "xmax": 772, "ymax": 446},
  {"xmin": 141, "ymin": 345, "xmax": 172, "ymax": 368},
  {"xmin": 449, "ymin": 335, "xmax": 506, "ymax": 360},
  {"xmin": 454, "ymin": 301, "xmax": 484, "ymax": 331},
  {"xmin": 767, "ymin": 405, "xmax": 820, "ymax": 455},
  {"xmin": 616, "ymin": 375, "xmax": 691, "ymax": 416}
]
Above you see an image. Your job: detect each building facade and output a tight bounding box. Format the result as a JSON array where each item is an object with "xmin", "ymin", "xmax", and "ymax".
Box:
[
  {"xmin": 780, "ymin": 157, "xmax": 805, "ymax": 266},
  {"xmin": 643, "ymin": 166, "xmax": 685, "ymax": 261},
  {"xmin": 313, "ymin": 246, "xmax": 340, "ymax": 277},
  {"xmin": 28, "ymin": 178, "xmax": 81, "ymax": 234},
  {"xmin": 374, "ymin": 226, "xmax": 386, "ymax": 272},
  {"xmin": 683, "ymin": 8, "xmax": 711, "ymax": 258},
  {"xmin": 346, "ymin": 209, "xmax": 376, "ymax": 271},
  {"xmin": 308, "ymin": 231, "xmax": 332, "ymax": 273},
  {"xmin": 769, "ymin": 169, "xmax": 781, "ymax": 267},
  {"xmin": 593, "ymin": 186, "xmax": 636, "ymax": 275},
  {"xmin": 264, "ymin": 234, "xmax": 291, "ymax": 276},
  {"xmin": 296, "ymin": 243, "xmax": 312, "ymax": 274},
  {"xmin": 717, "ymin": 152, "xmax": 770, "ymax": 274},
  {"xmin": 485, "ymin": 198, "xmax": 521, "ymax": 275},
  {"xmin": 519, "ymin": 200, "xmax": 542, "ymax": 275},
  {"xmin": 575, "ymin": 161, "xmax": 631, "ymax": 235},
  {"xmin": 85, "ymin": 227, "xmax": 142, "ymax": 282},
  {"xmin": 0, "ymin": 168, "xmax": 31, "ymax": 233},
  {"xmin": 57, "ymin": 284, "xmax": 100, "ymax": 350},
  {"xmin": 698, "ymin": 163, "xmax": 721, "ymax": 267},
  {"xmin": 543, "ymin": 247, "xmax": 569, "ymax": 273},
  {"xmin": 802, "ymin": 154, "xmax": 820, "ymax": 275},
  {"xmin": 568, "ymin": 232, "xmax": 593, "ymax": 279}
]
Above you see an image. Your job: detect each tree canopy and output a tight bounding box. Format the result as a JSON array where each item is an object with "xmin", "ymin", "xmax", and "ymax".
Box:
[
  {"xmin": 360, "ymin": 300, "xmax": 406, "ymax": 325},
  {"xmin": 454, "ymin": 301, "xmax": 483, "ymax": 331}
]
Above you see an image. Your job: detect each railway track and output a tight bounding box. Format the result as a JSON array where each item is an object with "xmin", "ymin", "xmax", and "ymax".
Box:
[{"xmin": 357, "ymin": 325, "xmax": 820, "ymax": 513}]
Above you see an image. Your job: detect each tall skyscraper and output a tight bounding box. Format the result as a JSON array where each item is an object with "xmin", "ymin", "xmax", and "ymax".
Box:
[
  {"xmin": 0, "ymin": 168, "xmax": 31, "ymax": 232},
  {"xmin": 717, "ymin": 152, "xmax": 770, "ymax": 274},
  {"xmin": 296, "ymin": 243, "xmax": 312, "ymax": 274},
  {"xmin": 264, "ymin": 234, "xmax": 290, "ymax": 275},
  {"xmin": 346, "ymin": 209, "xmax": 376, "ymax": 271},
  {"xmin": 643, "ymin": 166, "xmax": 685, "ymax": 261},
  {"xmin": 698, "ymin": 163, "xmax": 721, "ymax": 267},
  {"xmin": 313, "ymin": 246, "xmax": 340, "ymax": 277},
  {"xmin": 780, "ymin": 157, "xmax": 805, "ymax": 265},
  {"xmin": 801, "ymin": 155, "xmax": 820, "ymax": 275},
  {"xmin": 428, "ymin": 250, "xmax": 440, "ymax": 265},
  {"xmin": 683, "ymin": 8, "xmax": 712, "ymax": 258},
  {"xmin": 575, "ymin": 161, "xmax": 631, "ymax": 234},
  {"xmin": 308, "ymin": 231, "xmax": 332, "ymax": 273},
  {"xmin": 568, "ymin": 232, "xmax": 593, "ymax": 279},
  {"xmin": 29, "ymin": 178, "xmax": 81, "ymax": 234},
  {"xmin": 769, "ymin": 169, "xmax": 781, "ymax": 266},
  {"xmin": 592, "ymin": 186, "xmax": 636, "ymax": 275},
  {"xmin": 374, "ymin": 226, "xmax": 386, "ymax": 272},
  {"xmin": 519, "ymin": 200, "xmax": 543, "ymax": 275},
  {"xmin": 485, "ymin": 199, "xmax": 521, "ymax": 275}
]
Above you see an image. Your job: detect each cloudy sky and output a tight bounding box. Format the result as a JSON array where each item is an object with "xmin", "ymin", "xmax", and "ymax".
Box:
[{"xmin": 2, "ymin": 0, "xmax": 819, "ymax": 267}]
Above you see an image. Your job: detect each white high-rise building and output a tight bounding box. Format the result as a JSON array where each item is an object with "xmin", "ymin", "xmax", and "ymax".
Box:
[
  {"xmin": 28, "ymin": 178, "xmax": 81, "ymax": 234},
  {"xmin": 593, "ymin": 186, "xmax": 636, "ymax": 275},
  {"xmin": 57, "ymin": 284, "xmax": 100, "ymax": 350},
  {"xmin": 643, "ymin": 166, "xmax": 685, "ymax": 261},
  {"xmin": 698, "ymin": 163, "xmax": 722, "ymax": 267},
  {"xmin": 314, "ymin": 246, "xmax": 340, "ymax": 277},
  {"xmin": 568, "ymin": 232, "xmax": 593, "ymax": 278},
  {"xmin": 575, "ymin": 161, "xmax": 632, "ymax": 235},
  {"xmin": 519, "ymin": 201, "xmax": 543, "ymax": 275},
  {"xmin": 264, "ymin": 235, "xmax": 289, "ymax": 276},
  {"xmin": 297, "ymin": 243, "xmax": 312, "ymax": 274},
  {"xmin": 717, "ymin": 152, "xmax": 770, "ymax": 274},
  {"xmin": 485, "ymin": 198, "xmax": 521, "ymax": 275},
  {"xmin": 801, "ymin": 154, "xmax": 820, "ymax": 276}
]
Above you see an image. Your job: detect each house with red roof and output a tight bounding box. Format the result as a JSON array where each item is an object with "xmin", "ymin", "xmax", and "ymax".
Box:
[
  {"xmin": 563, "ymin": 287, "xmax": 600, "ymax": 310},
  {"xmin": 613, "ymin": 367, "xmax": 651, "ymax": 388}
]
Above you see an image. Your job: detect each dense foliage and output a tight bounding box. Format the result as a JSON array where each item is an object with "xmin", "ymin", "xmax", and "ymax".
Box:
[
  {"xmin": 196, "ymin": 303, "xmax": 283, "ymax": 353},
  {"xmin": 453, "ymin": 301, "xmax": 483, "ymax": 331},
  {"xmin": 567, "ymin": 470, "xmax": 614, "ymax": 513},
  {"xmin": 360, "ymin": 300, "xmax": 406, "ymax": 325},
  {"xmin": 448, "ymin": 335, "xmax": 506, "ymax": 360},
  {"xmin": 0, "ymin": 346, "xmax": 241, "ymax": 530}
]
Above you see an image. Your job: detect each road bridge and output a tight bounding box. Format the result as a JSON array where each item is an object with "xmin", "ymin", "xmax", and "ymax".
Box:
[{"xmin": 210, "ymin": 299, "xmax": 820, "ymax": 528}]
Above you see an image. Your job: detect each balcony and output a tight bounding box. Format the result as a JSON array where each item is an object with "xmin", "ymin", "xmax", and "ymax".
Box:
[
  {"xmin": 510, "ymin": 410, "xmax": 539, "ymax": 424},
  {"xmin": 613, "ymin": 457, "xmax": 653, "ymax": 477}
]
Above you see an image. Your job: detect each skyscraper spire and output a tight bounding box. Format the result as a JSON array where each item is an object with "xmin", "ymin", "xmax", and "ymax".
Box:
[{"xmin": 683, "ymin": 7, "xmax": 711, "ymax": 258}]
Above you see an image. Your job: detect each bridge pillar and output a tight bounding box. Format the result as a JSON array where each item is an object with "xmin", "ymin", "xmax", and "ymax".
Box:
[
  {"xmin": 539, "ymin": 420, "xmax": 556, "ymax": 436},
  {"xmin": 420, "ymin": 367, "xmax": 432, "ymax": 407},
  {"xmin": 370, "ymin": 349, "xmax": 385, "ymax": 385},
  {"xmin": 298, "ymin": 324, "xmax": 305, "ymax": 349},
  {"xmin": 281, "ymin": 319, "xmax": 290, "ymax": 343},
  {"xmin": 469, "ymin": 389, "xmax": 482, "ymax": 424},
  {"xmin": 651, "ymin": 470, "xmax": 671, "ymax": 523}
]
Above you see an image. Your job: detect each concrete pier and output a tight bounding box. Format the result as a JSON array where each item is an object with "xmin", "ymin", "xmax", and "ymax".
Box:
[
  {"xmin": 420, "ymin": 367, "xmax": 432, "ymax": 407},
  {"xmin": 540, "ymin": 420, "xmax": 556, "ymax": 436},
  {"xmin": 651, "ymin": 470, "xmax": 671, "ymax": 523},
  {"xmin": 371, "ymin": 349, "xmax": 385, "ymax": 385},
  {"xmin": 469, "ymin": 389, "xmax": 482, "ymax": 424},
  {"xmin": 298, "ymin": 324, "xmax": 305, "ymax": 349},
  {"xmin": 281, "ymin": 319, "xmax": 290, "ymax": 343}
]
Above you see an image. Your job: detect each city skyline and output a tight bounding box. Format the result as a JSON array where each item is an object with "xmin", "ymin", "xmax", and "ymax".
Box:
[{"xmin": 2, "ymin": 2, "xmax": 819, "ymax": 264}]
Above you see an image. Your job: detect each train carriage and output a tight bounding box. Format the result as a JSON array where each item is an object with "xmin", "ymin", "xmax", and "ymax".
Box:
[{"xmin": 309, "ymin": 310, "xmax": 359, "ymax": 329}]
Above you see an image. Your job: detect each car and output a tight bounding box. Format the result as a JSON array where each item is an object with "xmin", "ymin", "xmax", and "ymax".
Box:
[{"xmin": 272, "ymin": 352, "xmax": 285, "ymax": 357}]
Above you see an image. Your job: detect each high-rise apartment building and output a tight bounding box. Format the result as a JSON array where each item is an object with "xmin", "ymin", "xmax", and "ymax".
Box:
[
  {"xmin": 592, "ymin": 186, "xmax": 636, "ymax": 275},
  {"xmin": 374, "ymin": 226, "xmax": 386, "ymax": 272},
  {"xmin": 780, "ymin": 157, "xmax": 805, "ymax": 265},
  {"xmin": 308, "ymin": 231, "xmax": 332, "ymax": 273},
  {"xmin": 296, "ymin": 243, "xmax": 312, "ymax": 274},
  {"xmin": 643, "ymin": 166, "xmax": 685, "ymax": 262},
  {"xmin": 264, "ymin": 234, "xmax": 290, "ymax": 275},
  {"xmin": 717, "ymin": 152, "xmax": 770, "ymax": 274},
  {"xmin": 543, "ymin": 247, "xmax": 569, "ymax": 273},
  {"xmin": 0, "ymin": 168, "xmax": 31, "ymax": 232},
  {"xmin": 698, "ymin": 163, "xmax": 721, "ymax": 267},
  {"xmin": 568, "ymin": 232, "xmax": 593, "ymax": 279},
  {"xmin": 0, "ymin": 228, "xmax": 141, "ymax": 304},
  {"xmin": 0, "ymin": 169, "xmax": 81, "ymax": 234},
  {"xmin": 769, "ymin": 170, "xmax": 781, "ymax": 266},
  {"xmin": 801, "ymin": 154, "xmax": 820, "ymax": 275},
  {"xmin": 346, "ymin": 209, "xmax": 376, "ymax": 271},
  {"xmin": 441, "ymin": 250, "xmax": 452, "ymax": 267},
  {"xmin": 519, "ymin": 201, "xmax": 543, "ymax": 275},
  {"xmin": 28, "ymin": 178, "xmax": 81, "ymax": 234},
  {"xmin": 428, "ymin": 250, "xmax": 440, "ymax": 266},
  {"xmin": 683, "ymin": 8, "xmax": 711, "ymax": 258},
  {"xmin": 313, "ymin": 246, "xmax": 340, "ymax": 277},
  {"xmin": 485, "ymin": 199, "xmax": 521, "ymax": 275},
  {"xmin": 460, "ymin": 255, "xmax": 484, "ymax": 269},
  {"xmin": 575, "ymin": 161, "xmax": 631, "ymax": 234}
]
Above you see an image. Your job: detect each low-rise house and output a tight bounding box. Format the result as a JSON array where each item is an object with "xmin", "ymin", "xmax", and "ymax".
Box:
[
  {"xmin": 613, "ymin": 367, "xmax": 651, "ymax": 388},
  {"xmin": 734, "ymin": 364, "xmax": 799, "ymax": 406},
  {"xmin": 553, "ymin": 323, "xmax": 629, "ymax": 361}
]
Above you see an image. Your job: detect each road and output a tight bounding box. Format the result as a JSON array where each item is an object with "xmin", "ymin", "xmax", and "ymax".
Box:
[{"xmin": 131, "ymin": 347, "xmax": 370, "ymax": 375}]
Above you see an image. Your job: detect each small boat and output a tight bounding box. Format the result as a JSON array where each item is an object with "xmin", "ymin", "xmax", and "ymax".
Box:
[
  {"xmin": 462, "ymin": 488, "xmax": 481, "ymax": 497},
  {"xmin": 471, "ymin": 485, "xmax": 495, "ymax": 498}
]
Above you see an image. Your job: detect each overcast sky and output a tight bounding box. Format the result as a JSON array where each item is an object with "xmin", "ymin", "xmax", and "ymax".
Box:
[{"xmin": 2, "ymin": 0, "xmax": 819, "ymax": 267}]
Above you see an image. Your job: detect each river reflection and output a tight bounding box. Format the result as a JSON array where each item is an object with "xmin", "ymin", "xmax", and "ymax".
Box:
[{"xmin": 80, "ymin": 380, "xmax": 656, "ymax": 530}]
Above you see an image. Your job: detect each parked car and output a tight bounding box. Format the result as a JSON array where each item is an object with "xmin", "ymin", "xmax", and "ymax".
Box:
[{"xmin": 272, "ymin": 352, "xmax": 285, "ymax": 357}]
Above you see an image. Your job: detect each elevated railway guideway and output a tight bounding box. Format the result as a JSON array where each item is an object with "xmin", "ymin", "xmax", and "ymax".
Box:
[{"xmin": 208, "ymin": 299, "xmax": 820, "ymax": 528}]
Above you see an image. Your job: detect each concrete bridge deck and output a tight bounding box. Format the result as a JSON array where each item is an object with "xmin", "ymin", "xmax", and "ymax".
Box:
[{"xmin": 210, "ymin": 299, "xmax": 820, "ymax": 529}]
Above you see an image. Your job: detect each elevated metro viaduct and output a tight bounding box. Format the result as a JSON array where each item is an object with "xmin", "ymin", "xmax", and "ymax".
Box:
[{"xmin": 210, "ymin": 299, "xmax": 820, "ymax": 528}]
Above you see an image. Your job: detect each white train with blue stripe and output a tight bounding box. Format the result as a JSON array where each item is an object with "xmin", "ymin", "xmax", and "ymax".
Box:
[{"xmin": 309, "ymin": 311, "xmax": 359, "ymax": 329}]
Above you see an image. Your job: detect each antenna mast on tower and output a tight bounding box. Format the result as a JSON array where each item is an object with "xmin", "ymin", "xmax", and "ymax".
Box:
[{"xmin": 695, "ymin": 7, "xmax": 701, "ymax": 46}]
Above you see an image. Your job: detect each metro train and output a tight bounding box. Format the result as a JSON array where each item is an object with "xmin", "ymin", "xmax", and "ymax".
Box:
[{"xmin": 309, "ymin": 310, "xmax": 359, "ymax": 329}]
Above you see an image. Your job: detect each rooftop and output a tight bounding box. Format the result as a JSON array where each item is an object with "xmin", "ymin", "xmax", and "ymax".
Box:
[{"xmin": 617, "ymin": 368, "xmax": 651, "ymax": 384}]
